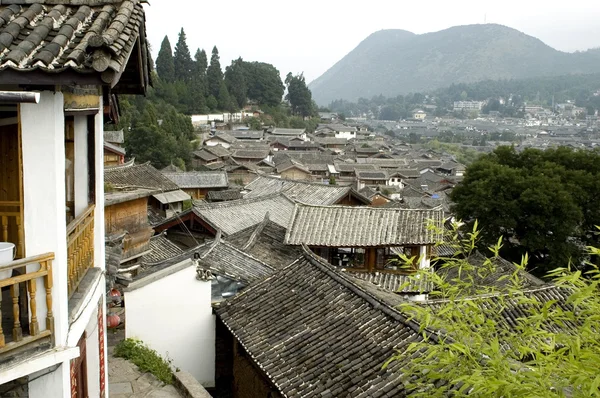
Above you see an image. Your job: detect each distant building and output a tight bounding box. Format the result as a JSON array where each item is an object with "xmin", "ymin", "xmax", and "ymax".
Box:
[
  {"xmin": 453, "ymin": 101, "xmax": 484, "ymax": 112},
  {"xmin": 412, "ymin": 110, "xmax": 426, "ymax": 120}
]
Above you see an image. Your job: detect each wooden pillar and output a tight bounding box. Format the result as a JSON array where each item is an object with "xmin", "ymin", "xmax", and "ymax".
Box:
[{"xmin": 366, "ymin": 248, "xmax": 377, "ymax": 272}]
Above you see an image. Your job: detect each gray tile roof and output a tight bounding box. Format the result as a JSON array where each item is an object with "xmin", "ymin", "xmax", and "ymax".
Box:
[
  {"xmin": 356, "ymin": 170, "xmax": 388, "ymax": 180},
  {"xmin": 227, "ymin": 130, "xmax": 264, "ymax": 140},
  {"xmin": 275, "ymin": 158, "xmax": 310, "ymax": 174},
  {"xmin": 270, "ymin": 127, "xmax": 306, "ymax": 136},
  {"xmin": 345, "ymin": 271, "xmax": 432, "ymax": 294},
  {"xmin": 285, "ymin": 204, "xmax": 444, "ymax": 247},
  {"xmin": 105, "ymin": 162, "xmax": 180, "ymax": 191},
  {"xmin": 204, "ymin": 145, "xmax": 231, "ymax": 158},
  {"xmin": 198, "ymin": 239, "xmax": 274, "ymax": 285},
  {"xmin": 244, "ymin": 175, "xmax": 369, "ymax": 206},
  {"xmin": 231, "ymin": 149, "xmax": 270, "ymax": 160},
  {"xmin": 142, "ymin": 233, "xmax": 183, "ymax": 266},
  {"xmin": 104, "ymin": 130, "xmax": 124, "ymax": 144},
  {"xmin": 210, "ymin": 133, "xmax": 237, "ymax": 144},
  {"xmin": 193, "ymin": 193, "xmax": 295, "ymax": 236},
  {"xmin": 216, "ymin": 248, "xmax": 427, "ymax": 398},
  {"xmin": 104, "ymin": 141, "xmax": 125, "ymax": 156},
  {"xmin": 226, "ymin": 215, "xmax": 301, "ymax": 269},
  {"xmin": 193, "ymin": 149, "xmax": 218, "ymax": 162},
  {"xmin": 0, "ymin": 1, "xmax": 148, "ymax": 82},
  {"xmin": 163, "ymin": 171, "xmax": 228, "ymax": 189},
  {"xmin": 437, "ymin": 252, "xmax": 545, "ymax": 293},
  {"xmin": 206, "ymin": 189, "xmax": 243, "ymax": 202}
]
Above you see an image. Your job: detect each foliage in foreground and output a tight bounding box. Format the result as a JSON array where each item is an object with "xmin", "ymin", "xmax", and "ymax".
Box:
[
  {"xmin": 386, "ymin": 222, "xmax": 600, "ymax": 397},
  {"xmin": 114, "ymin": 338, "xmax": 175, "ymax": 384}
]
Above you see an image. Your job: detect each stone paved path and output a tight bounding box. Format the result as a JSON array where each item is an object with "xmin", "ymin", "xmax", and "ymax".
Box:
[{"xmin": 107, "ymin": 328, "xmax": 182, "ymax": 398}]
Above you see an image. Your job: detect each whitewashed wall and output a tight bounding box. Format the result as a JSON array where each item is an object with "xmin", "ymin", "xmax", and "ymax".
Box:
[{"xmin": 125, "ymin": 261, "xmax": 215, "ymax": 387}]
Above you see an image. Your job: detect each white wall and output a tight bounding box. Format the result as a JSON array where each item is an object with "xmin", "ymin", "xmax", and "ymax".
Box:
[
  {"xmin": 335, "ymin": 131, "xmax": 356, "ymax": 140},
  {"xmin": 20, "ymin": 91, "xmax": 68, "ymax": 344},
  {"xmin": 73, "ymin": 115, "xmax": 89, "ymax": 217},
  {"xmin": 125, "ymin": 263, "xmax": 215, "ymax": 387}
]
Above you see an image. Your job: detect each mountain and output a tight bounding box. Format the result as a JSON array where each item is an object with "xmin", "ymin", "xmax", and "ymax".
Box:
[{"xmin": 309, "ymin": 24, "xmax": 600, "ymax": 105}]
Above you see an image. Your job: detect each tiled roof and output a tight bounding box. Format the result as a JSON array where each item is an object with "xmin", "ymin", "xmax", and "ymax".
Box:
[
  {"xmin": 226, "ymin": 215, "xmax": 301, "ymax": 269},
  {"xmin": 0, "ymin": 1, "xmax": 149, "ymax": 86},
  {"xmin": 209, "ymin": 132, "xmax": 237, "ymax": 144},
  {"xmin": 204, "ymin": 145, "xmax": 231, "ymax": 158},
  {"xmin": 104, "ymin": 140, "xmax": 125, "ymax": 156},
  {"xmin": 160, "ymin": 163, "xmax": 183, "ymax": 173},
  {"xmin": 193, "ymin": 193, "xmax": 295, "ymax": 236},
  {"xmin": 244, "ymin": 175, "xmax": 369, "ymax": 206},
  {"xmin": 104, "ymin": 162, "xmax": 179, "ymax": 191},
  {"xmin": 163, "ymin": 171, "xmax": 228, "ymax": 189},
  {"xmin": 356, "ymin": 170, "xmax": 388, "ymax": 180},
  {"xmin": 104, "ymin": 129, "xmax": 124, "ymax": 144},
  {"xmin": 192, "ymin": 149, "xmax": 218, "ymax": 162},
  {"xmin": 142, "ymin": 233, "xmax": 183, "ymax": 266},
  {"xmin": 390, "ymin": 168, "xmax": 420, "ymax": 178},
  {"xmin": 346, "ymin": 271, "xmax": 432, "ymax": 294},
  {"xmin": 285, "ymin": 204, "xmax": 444, "ymax": 247},
  {"xmin": 333, "ymin": 163, "xmax": 376, "ymax": 172},
  {"xmin": 275, "ymin": 158, "xmax": 310, "ymax": 174},
  {"xmin": 437, "ymin": 252, "xmax": 545, "ymax": 292},
  {"xmin": 198, "ymin": 239, "xmax": 274, "ymax": 285},
  {"xmin": 206, "ymin": 189, "xmax": 243, "ymax": 202},
  {"xmin": 227, "ymin": 130, "xmax": 263, "ymax": 140},
  {"xmin": 216, "ymin": 248, "xmax": 428, "ymax": 398},
  {"xmin": 270, "ymin": 127, "xmax": 305, "ymax": 136},
  {"xmin": 231, "ymin": 149, "xmax": 269, "ymax": 160}
]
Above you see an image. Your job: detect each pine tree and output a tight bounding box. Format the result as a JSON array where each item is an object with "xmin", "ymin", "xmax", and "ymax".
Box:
[
  {"xmin": 155, "ymin": 36, "xmax": 174, "ymax": 82},
  {"xmin": 173, "ymin": 28, "xmax": 193, "ymax": 82},
  {"xmin": 206, "ymin": 46, "xmax": 223, "ymax": 98},
  {"xmin": 194, "ymin": 49, "xmax": 208, "ymax": 76},
  {"xmin": 218, "ymin": 81, "xmax": 234, "ymax": 112},
  {"xmin": 225, "ymin": 58, "xmax": 247, "ymax": 109}
]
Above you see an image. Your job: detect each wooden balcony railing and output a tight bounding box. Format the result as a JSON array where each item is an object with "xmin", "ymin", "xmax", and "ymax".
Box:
[
  {"xmin": 0, "ymin": 253, "xmax": 54, "ymax": 355},
  {"xmin": 0, "ymin": 200, "xmax": 24, "ymax": 259},
  {"xmin": 67, "ymin": 205, "xmax": 95, "ymax": 297}
]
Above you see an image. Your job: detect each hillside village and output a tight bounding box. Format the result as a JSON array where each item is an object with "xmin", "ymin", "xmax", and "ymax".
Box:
[{"xmin": 0, "ymin": 1, "xmax": 597, "ymax": 398}]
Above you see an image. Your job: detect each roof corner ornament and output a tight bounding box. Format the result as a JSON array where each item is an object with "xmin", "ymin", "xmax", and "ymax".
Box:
[{"xmin": 193, "ymin": 252, "xmax": 214, "ymax": 281}]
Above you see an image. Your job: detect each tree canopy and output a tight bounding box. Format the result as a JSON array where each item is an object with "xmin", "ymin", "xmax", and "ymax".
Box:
[
  {"xmin": 206, "ymin": 46, "xmax": 223, "ymax": 98},
  {"xmin": 285, "ymin": 72, "xmax": 314, "ymax": 117},
  {"xmin": 451, "ymin": 146, "xmax": 600, "ymax": 274},
  {"xmin": 155, "ymin": 36, "xmax": 174, "ymax": 83},
  {"xmin": 173, "ymin": 28, "xmax": 193, "ymax": 82}
]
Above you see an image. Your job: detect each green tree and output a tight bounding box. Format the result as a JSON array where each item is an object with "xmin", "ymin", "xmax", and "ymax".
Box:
[
  {"xmin": 242, "ymin": 61, "xmax": 284, "ymax": 107},
  {"xmin": 225, "ymin": 58, "xmax": 248, "ymax": 109},
  {"xmin": 285, "ymin": 72, "xmax": 314, "ymax": 117},
  {"xmin": 206, "ymin": 46, "xmax": 223, "ymax": 98},
  {"xmin": 217, "ymin": 81, "xmax": 234, "ymax": 112},
  {"xmin": 173, "ymin": 28, "xmax": 193, "ymax": 82},
  {"xmin": 194, "ymin": 48, "xmax": 208, "ymax": 77},
  {"xmin": 451, "ymin": 146, "xmax": 600, "ymax": 273},
  {"xmin": 155, "ymin": 36, "xmax": 175, "ymax": 82},
  {"xmin": 386, "ymin": 225, "xmax": 600, "ymax": 398},
  {"xmin": 206, "ymin": 95, "xmax": 218, "ymax": 111}
]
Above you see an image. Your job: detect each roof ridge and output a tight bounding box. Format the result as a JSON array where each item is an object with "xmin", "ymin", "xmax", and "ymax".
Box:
[
  {"xmin": 194, "ymin": 192, "xmax": 293, "ymax": 210},
  {"xmin": 241, "ymin": 212, "xmax": 270, "ymax": 251},
  {"xmin": 422, "ymin": 283, "xmax": 562, "ymax": 305}
]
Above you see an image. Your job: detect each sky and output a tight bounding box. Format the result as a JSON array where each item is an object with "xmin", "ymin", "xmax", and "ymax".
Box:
[{"xmin": 144, "ymin": 0, "xmax": 600, "ymax": 84}]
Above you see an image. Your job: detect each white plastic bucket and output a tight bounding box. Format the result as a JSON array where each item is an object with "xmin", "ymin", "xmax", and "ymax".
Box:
[{"xmin": 0, "ymin": 242, "xmax": 15, "ymax": 280}]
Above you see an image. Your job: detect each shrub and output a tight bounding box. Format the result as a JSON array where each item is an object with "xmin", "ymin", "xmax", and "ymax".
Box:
[{"xmin": 114, "ymin": 338, "xmax": 174, "ymax": 384}]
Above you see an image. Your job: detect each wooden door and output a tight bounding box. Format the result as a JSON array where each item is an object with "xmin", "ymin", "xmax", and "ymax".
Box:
[{"xmin": 71, "ymin": 333, "xmax": 88, "ymax": 398}]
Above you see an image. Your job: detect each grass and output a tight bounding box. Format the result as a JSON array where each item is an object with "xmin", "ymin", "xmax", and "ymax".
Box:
[{"xmin": 114, "ymin": 338, "xmax": 175, "ymax": 384}]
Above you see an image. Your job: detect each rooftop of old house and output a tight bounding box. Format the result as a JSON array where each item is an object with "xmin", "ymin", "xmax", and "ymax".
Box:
[
  {"xmin": 244, "ymin": 175, "xmax": 370, "ymax": 206},
  {"xmin": 215, "ymin": 247, "xmax": 430, "ymax": 398},
  {"xmin": 193, "ymin": 193, "xmax": 295, "ymax": 236},
  {"xmin": 0, "ymin": 0, "xmax": 151, "ymax": 94},
  {"xmin": 163, "ymin": 171, "xmax": 228, "ymax": 189},
  {"xmin": 104, "ymin": 162, "xmax": 181, "ymax": 205},
  {"xmin": 285, "ymin": 204, "xmax": 444, "ymax": 247}
]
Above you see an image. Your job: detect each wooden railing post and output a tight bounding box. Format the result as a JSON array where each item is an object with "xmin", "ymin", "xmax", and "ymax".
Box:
[
  {"xmin": 66, "ymin": 205, "xmax": 95, "ymax": 297},
  {"xmin": 44, "ymin": 260, "xmax": 54, "ymax": 339},
  {"xmin": 28, "ymin": 278, "xmax": 39, "ymax": 336},
  {"xmin": 10, "ymin": 284, "xmax": 22, "ymax": 342}
]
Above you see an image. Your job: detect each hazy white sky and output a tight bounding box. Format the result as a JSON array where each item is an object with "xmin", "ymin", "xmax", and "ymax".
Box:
[{"xmin": 144, "ymin": 0, "xmax": 600, "ymax": 83}]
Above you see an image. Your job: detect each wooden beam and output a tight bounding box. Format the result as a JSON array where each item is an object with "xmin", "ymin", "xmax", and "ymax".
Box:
[{"xmin": 0, "ymin": 92, "xmax": 39, "ymax": 104}]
